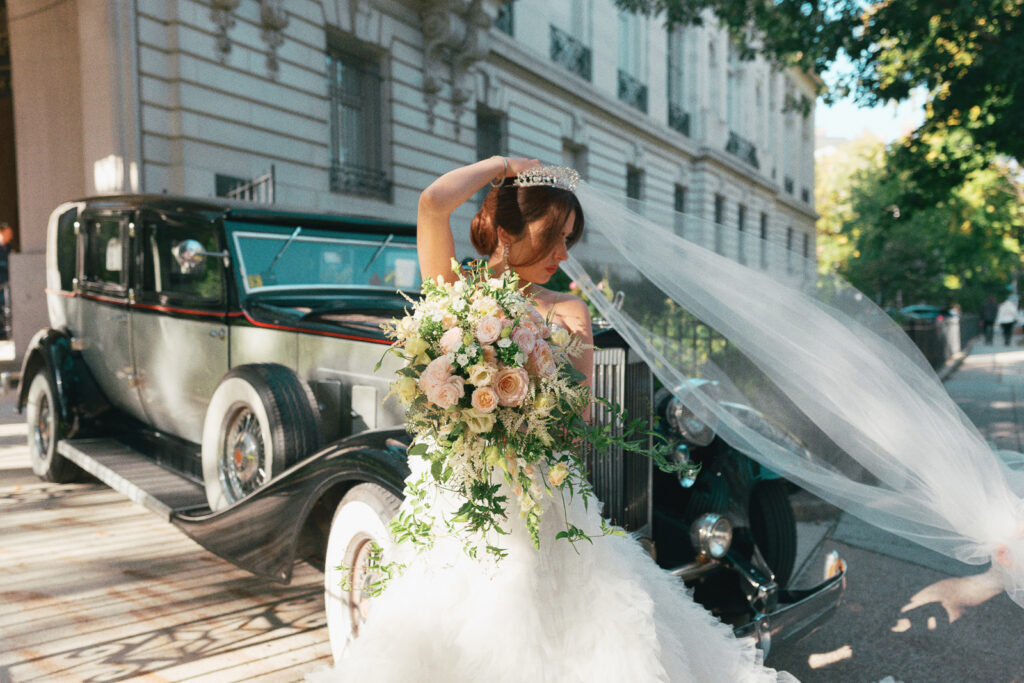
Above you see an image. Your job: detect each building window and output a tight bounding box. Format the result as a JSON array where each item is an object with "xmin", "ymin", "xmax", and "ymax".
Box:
[
  {"xmin": 786, "ymin": 226, "xmax": 794, "ymax": 274},
  {"xmin": 673, "ymin": 184, "xmax": 687, "ymax": 237},
  {"xmin": 563, "ymin": 140, "xmax": 588, "ymax": 239},
  {"xmin": 495, "ymin": 1, "xmax": 514, "ymax": 35},
  {"xmin": 667, "ymin": 29, "xmax": 690, "ymax": 136},
  {"xmin": 550, "ymin": 1, "xmax": 591, "ymax": 80},
  {"xmin": 737, "ymin": 204, "xmax": 747, "ymax": 265},
  {"xmin": 475, "ymin": 105, "xmax": 508, "ymax": 203},
  {"xmin": 328, "ymin": 43, "xmax": 390, "ymax": 201},
  {"xmin": 626, "ymin": 165, "xmax": 644, "ymax": 214},
  {"xmin": 714, "ymin": 194, "xmax": 725, "ymax": 254},
  {"xmin": 759, "ymin": 212, "xmax": 768, "ymax": 269},
  {"xmin": 802, "ymin": 231, "xmax": 810, "ymax": 259},
  {"xmin": 618, "ymin": 11, "xmax": 648, "ymax": 112}
]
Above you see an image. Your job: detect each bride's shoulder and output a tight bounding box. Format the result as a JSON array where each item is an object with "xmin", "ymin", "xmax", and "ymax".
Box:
[{"xmin": 533, "ymin": 288, "xmax": 591, "ymax": 333}]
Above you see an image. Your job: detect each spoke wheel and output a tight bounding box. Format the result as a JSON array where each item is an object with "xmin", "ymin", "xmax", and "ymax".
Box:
[
  {"xmin": 25, "ymin": 371, "xmax": 78, "ymax": 483},
  {"xmin": 219, "ymin": 405, "xmax": 267, "ymax": 503}
]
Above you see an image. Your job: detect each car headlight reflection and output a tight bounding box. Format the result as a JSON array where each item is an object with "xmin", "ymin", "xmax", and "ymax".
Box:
[
  {"xmin": 665, "ymin": 397, "xmax": 716, "ymax": 447},
  {"xmin": 671, "ymin": 444, "xmax": 697, "ymax": 488},
  {"xmin": 689, "ymin": 513, "xmax": 732, "ymax": 559}
]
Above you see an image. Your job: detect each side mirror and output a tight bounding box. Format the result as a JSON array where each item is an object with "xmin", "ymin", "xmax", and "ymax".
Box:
[{"xmin": 172, "ymin": 239, "xmax": 229, "ymax": 274}]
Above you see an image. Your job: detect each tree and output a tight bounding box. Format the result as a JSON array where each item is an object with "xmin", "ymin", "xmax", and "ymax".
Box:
[
  {"xmin": 818, "ymin": 130, "xmax": 1024, "ymax": 311},
  {"xmin": 615, "ymin": 0, "xmax": 1024, "ymax": 164}
]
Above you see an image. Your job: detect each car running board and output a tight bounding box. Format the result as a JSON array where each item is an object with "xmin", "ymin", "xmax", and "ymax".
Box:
[{"xmin": 57, "ymin": 438, "xmax": 209, "ymax": 520}]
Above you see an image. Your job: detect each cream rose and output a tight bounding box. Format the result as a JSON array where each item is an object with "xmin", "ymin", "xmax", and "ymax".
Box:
[
  {"xmin": 471, "ymin": 296, "xmax": 501, "ymax": 318},
  {"xmin": 405, "ymin": 334, "xmax": 429, "ymax": 358},
  {"xmin": 494, "ymin": 367, "xmax": 530, "ymax": 406},
  {"xmin": 511, "ymin": 327, "xmax": 537, "ymax": 354},
  {"xmin": 463, "ymin": 407, "xmax": 497, "ymax": 433},
  {"xmin": 441, "ymin": 313, "xmax": 459, "ymax": 330},
  {"xmin": 395, "ymin": 377, "xmax": 418, "ymax": 405},
  {"xmin": 547, "ymin": 462, "xmax": 569, "ymax": 487},
  {"xmin": 476, "ymin": 315, "xmax": 502, "ymax": 344},
  {"xmin": 440, "ymin": 327, "xmax": 464, "ymax": 354},
  {"xmin": 549, "ymin": 326, "xmax": 571, "ymax": 347},
  {"xmin": 467, "ymin": 362, "xmax": 496, "ymax": 387},
  {"xmin": 470, "ymin": 386, "xmax": 498, "ymax": 413}
]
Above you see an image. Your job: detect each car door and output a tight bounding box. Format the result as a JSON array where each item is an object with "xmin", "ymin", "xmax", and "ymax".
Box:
[
  {"xmin": 131, "ymin": 211, "xmax": 229, "ymax": 443},
  {"xmin": 74, "ymin": 209, "xmax": 148, "ymax": 421}
]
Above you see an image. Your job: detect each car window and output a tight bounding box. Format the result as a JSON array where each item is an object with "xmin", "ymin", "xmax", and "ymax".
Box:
[
  {"xmin": 230, "ymin": 226, "xmax": 420, "ymax": 294},
  {"xmin": 55, "ymin": 208, "xmax": 78, "ymax": 291},
  {"xmin": 82, "ymin": 217, "xmax": 125, "ymax": 289},
  {"xmin": 142, "ymin": 217, "xmax": 224, "ymax": 306}
]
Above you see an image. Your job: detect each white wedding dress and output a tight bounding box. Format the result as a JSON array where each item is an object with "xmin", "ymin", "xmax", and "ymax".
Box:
[{"xmin": 307, "ymin": 453, "xmax": 796, "ymax": 683}]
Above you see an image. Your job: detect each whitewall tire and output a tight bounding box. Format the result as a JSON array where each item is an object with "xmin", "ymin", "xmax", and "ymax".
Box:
[{"xmin": 324, "ymin": 483, "xmax": 401, "ymax": 663}]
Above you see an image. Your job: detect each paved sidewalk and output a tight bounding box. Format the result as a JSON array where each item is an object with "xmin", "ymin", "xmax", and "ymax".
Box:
[{"xmin": 772, "ymin": 339, "xmax": 1024, "ymax": 682}]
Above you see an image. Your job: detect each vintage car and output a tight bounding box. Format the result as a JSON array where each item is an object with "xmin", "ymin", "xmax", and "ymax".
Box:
[{"xmin": 21, "ymin": 195, "xmax": 845, "ymax": 663}]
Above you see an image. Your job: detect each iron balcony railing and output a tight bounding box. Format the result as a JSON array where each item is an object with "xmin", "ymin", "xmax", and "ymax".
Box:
[
  {"xmin": 784, "ymin": 176, "xmax": 795, "ymax": 194},
  {"xmin": 668, "ymin": 103, "xmax": 691, "ymax": 136},
  {"xmin": 618, "ymin": 70, "xmax": 648, "ymax": 113},
  {"xmin": 725, "ymin": 130, "xmax": 759, "ymax": 169},
  {"xmin": 549, "ymin": 25, "xmax": 591, "ymax": 80},
  {"xmin": 330, "ymin": 161, "xmax": 391, "ymax": 201}
]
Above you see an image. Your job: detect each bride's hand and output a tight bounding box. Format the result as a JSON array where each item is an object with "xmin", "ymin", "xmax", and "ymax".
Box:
[{"xmin": 503, "ymin": 157, "xmax": 542, "ymax": 179}]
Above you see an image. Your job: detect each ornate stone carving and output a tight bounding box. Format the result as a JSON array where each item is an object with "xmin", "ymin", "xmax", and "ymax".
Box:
[
  {"xmin": 260, "ymin": 0, "xmax": 290, "ymax": 77},
  {"xmin": 420, "ymin": 0, "xmax": 496, "ymax": 130},
  {"xmin": 210, "ymin": 0, "xmax": 242, "ymax": 62}
]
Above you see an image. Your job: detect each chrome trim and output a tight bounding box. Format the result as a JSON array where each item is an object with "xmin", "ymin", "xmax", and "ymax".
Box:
[
  {"xmin": 668, "ymin": 558, "xmax": 721, "ymax": 581},
  {"xmin": 733, "ymin": 568, "xmax": 847, "ymax": 657}
]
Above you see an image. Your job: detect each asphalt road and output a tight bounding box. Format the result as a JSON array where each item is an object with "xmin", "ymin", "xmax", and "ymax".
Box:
[{"xmin": 2, "ymin": 341, "xmax": 1024, "ymax": 681}]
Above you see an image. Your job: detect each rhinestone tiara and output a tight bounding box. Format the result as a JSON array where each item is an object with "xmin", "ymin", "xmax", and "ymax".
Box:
[{"xmin": 514, "ymin": 165, "xmax": 580, "ymax": 192}]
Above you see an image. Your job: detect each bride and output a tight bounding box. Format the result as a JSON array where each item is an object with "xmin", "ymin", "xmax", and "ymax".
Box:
[{"xmin": 307, "ymin": 157, "xmax": 796, "ymax": 682}]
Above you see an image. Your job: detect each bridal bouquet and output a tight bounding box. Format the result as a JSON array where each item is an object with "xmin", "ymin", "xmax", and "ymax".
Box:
[{"xmin": 380, "ymin": 260, "xmax": 613, "ymax": 563}]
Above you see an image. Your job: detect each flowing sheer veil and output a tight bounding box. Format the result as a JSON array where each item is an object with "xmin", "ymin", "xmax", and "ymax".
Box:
[{"xmin": 562, "ymin": 180, "xmax": 1024, "ymax": 607}]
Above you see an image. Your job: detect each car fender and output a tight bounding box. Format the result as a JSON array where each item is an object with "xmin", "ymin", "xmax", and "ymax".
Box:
[
  {"xmin": 171, "ymin": 428, "xmax": 411, "ymax": 583},
  {"xmin": 18, "ymin": 328, "xmax": 112, "ymax": 435}
]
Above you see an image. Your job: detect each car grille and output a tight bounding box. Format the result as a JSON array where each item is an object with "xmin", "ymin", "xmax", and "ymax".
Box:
[{"xmin": 586, "ymin": 348, "xmax": 653, "ymax": 535}]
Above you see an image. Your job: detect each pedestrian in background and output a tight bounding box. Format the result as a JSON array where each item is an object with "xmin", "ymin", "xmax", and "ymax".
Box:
[
  {"xmin": 0, "ymin": 223, "xmax": 13, "ymax": 339},
  {"xmin": 996, "ymin": 295, "xmax": 1018, "ymax": 346},
  {"xmin": 982, "ymin": 295, "xmax": 998, "ymax": 344}
]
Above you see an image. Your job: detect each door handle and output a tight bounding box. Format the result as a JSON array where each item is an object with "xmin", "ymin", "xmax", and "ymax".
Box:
[
  {"xmin": 112, "ymin": 313, "xmax": 128, "ymax": 323},
  {"xmin": 209, "ymin": 328, "xmax": 227, "ymax": 339}
]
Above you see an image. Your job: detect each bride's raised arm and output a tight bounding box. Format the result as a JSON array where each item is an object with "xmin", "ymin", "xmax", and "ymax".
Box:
[{"xmin": 416, "ymin": 156, "xmax": 539, "ymax": 283}]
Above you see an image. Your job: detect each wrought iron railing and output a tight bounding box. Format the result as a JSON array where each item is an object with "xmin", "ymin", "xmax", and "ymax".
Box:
[
  {"xmin": 801, "ymin": 187, "xmax": 811, "ymax": 204},
  {"xmin": 784, "ymin": 176, "xmax": 794, "ymax": 194},
  {"xmin": 668, "ymin": 103, "xmax": 690, "ymax": 136},
  {"xmin": 725, "ymin": 130, "xmax": 759, "ymax": 169},
  {"xmin": 330, "ymin": 162, "xmax": 391, "ymax": 201},
  {"xmin": 227, "ymin": 166, "xmax": 275, "ymax": 204},
  {"xmin": 618, "ymin": 70, "xmax": 648, "ymax": 113},
  {"xmin": 549, "ymin": 25, "xmax": 591, "ymax": 80}
]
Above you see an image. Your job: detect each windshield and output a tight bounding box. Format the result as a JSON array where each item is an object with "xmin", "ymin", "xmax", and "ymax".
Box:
[{"xmin": 229, "ymin": 224, "xmax": 420, "ymax": 294}]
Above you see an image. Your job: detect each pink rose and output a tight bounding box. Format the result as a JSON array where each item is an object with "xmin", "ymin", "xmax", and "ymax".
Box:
[
  {"xmin": 511, "ymin": 327, "xmax": 537, "ymax": 354},
  {"xmin": 494, "ymin": 367, "xmax": 530, "ymax": 407},
  {"xmin": 481, "ymin": 345, "xmax": 498, "ymax": 365},
  {"xmin": 476, "ymin": 316, "xmax": 502, "ymax": 344},
  {"xmin": 527, "ymin": 342, "xmax": 557, "ymax": 378},
  {"xmin": 471, "ymin": 386, "xmax": 498, "ymax": 413},
  {"xmin": 432, "ymin": 376, "xmax": 465, "ymax": 409},
  {"xmin": 419, "ymin": 356, "xmax": 452, "ymax": 397},
  {"xmin": 441, "ymin": 313, "xmax": 459, "ymax": 330},
  {"xmin": 440, "ymin": 327, "xmax": 464, "ymax": 354}
]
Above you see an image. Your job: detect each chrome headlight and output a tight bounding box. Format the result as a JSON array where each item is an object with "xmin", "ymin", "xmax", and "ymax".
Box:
[
  {"xmin": 665, "ymin": 397, "xmax": 716, "ymax": 447},
  {"xmin": 689, "ymin": 513, "xmax": 733, "ymax": 559}
]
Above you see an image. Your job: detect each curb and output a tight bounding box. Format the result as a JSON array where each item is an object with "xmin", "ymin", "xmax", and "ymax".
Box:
[
  {"xmin": 790, "ymin": 490, "xmax": 840, "ymax": 522},
  {"xmin": 937, "ymin": 336, "xmax": 977, "ymax": 383}
]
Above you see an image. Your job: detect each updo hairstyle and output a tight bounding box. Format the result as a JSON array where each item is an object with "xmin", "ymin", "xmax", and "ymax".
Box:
[{"xmin": 470, "ymin": 182, "xmax": 584, "ymax": 267}]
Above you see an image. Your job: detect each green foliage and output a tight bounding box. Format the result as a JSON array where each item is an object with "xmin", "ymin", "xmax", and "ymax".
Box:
[
  {"xmin": 616, "ymin": 0, "xmax": 1024, "ymax": 164},
  {"xmin": 817, "ymin": 130, "xmax": 1024, "ymax": 311}
]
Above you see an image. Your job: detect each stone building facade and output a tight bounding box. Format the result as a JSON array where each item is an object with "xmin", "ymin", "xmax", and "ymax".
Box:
[{"xmin": 4, "ymin": 0, "xmax": 817, "ymax": 358}]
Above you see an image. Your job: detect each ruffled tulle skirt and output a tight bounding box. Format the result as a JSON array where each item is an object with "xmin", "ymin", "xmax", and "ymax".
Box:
[{"xmin": 307, "ymin": 457, "xmax": 795, "ymax": 683}]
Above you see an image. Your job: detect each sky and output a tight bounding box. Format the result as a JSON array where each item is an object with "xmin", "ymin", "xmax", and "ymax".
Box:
[{"xmin": 815, "ymin": 92, "xmax": 926, "ymax": 145}]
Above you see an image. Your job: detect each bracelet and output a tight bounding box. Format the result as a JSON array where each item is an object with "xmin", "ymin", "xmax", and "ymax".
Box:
[{"xmin": 490, "ymin": 156, "xmax": 508, "ymax": 188}]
